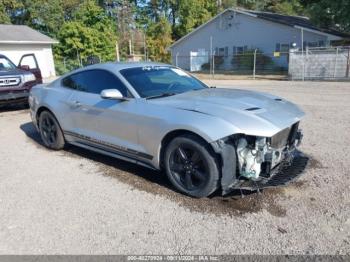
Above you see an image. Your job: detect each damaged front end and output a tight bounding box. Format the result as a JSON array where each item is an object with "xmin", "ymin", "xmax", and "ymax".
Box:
[{"xmin": 212, "ymin": 122, "xmax": 306, "ymax": 195}]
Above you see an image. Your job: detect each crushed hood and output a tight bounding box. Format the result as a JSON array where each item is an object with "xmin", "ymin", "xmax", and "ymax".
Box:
[{"xmin": 149, "ymin": 88, "xmax": 305, "ymax": 137}]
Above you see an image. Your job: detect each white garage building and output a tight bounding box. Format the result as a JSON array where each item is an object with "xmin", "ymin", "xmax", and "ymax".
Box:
[{"xmin": 0, "ymin": 24, "xmax": 58, "ymax": 78}]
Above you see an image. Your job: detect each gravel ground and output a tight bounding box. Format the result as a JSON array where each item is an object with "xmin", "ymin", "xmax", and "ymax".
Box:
[{"xmin": 0, "ymin": 80, "xmax": 349, "ymax": 255}]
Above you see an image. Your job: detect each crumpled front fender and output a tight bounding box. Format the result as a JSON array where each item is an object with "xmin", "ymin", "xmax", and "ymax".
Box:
[{"xmin": 211, "ymin": 139, "xmax": 238, "ymax": 195}]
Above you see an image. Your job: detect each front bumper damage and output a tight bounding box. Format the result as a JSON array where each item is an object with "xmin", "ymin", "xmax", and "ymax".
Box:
[
  {"xmin": 236, "ymin": 150, "xmax": 309, "ymax": 191},
  {"xmin": 212, "ymin": 126, "xmax": 308, "ymax": 195}
]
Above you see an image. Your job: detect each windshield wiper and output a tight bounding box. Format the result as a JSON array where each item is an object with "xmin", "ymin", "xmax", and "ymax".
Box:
[{"xmin": 146, "ymin": 92, "xmax": 177, "ymax": 100}]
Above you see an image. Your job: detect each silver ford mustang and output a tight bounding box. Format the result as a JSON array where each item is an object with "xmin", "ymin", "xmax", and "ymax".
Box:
[{"xmin": 29, "ymin": 62, "xmax": 305, "ymax": 197}]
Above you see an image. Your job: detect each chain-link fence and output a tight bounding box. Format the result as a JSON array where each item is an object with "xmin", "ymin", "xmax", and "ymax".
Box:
[
  {"xmin": 54, "ymin": 55, "xmax": 149, "ymax": 76},
  {"xmin": 289, "ymin": 46, "xmax": 350, "ymax": 80},
  {"xmin": 172, "ymin": 51, "xmax": 289, "ymax": 79},
  {"xmin": 172, "ymin": 47, "xmax": 350, "ymax": 81},
  {"xmin": 55, "ymin": 55, "xmax": 105, "ymax": 75},
  {"xmin": 54, "ymin": 47, "xmax": 350, "ymax": 81}
]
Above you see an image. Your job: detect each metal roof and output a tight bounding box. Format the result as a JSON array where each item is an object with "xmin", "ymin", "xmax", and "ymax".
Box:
[
  {"xmin": 0, "ymin": 24, "xmax": 58, "ymax": 44},
  {"xmin": 246, "ymin": 10, "xmax": 350, "ymax": 38},
  {"xmin": 170, "ymin": 8, "xmax": 350, "ymax": 49}
]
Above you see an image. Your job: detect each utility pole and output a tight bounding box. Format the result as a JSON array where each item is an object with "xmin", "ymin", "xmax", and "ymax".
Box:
[
  {"xmin": 129, "ymin": 39, "xmax": 132, "ymax": 56},
  {"xmin": 116, "ymin": 41, "xmax": 120, "ymax": 62},
  {"xmin": 143, "ymin": 32, "xmax": 147, "ymax": 61},
  {"xmin": 333, "ymin": 47, "xmax": 338, "ymax": 78},
  {"xmin": 346, "ymin": 47, "xmax": 350, "ymax": 78},
  {"xmin": 301, "ymin": 27, "xmax": 305, "ymax": 81},
  {"xmin": 210, "ymin": 36, "xmax": 213, "ymax": 76},
  {"xmin": 253, "ymin": 49, "xmax": 257, "ymax": 79},
  {"xmin": 108, "ymin": 0, "xmax": 134, "ymax": 61}
]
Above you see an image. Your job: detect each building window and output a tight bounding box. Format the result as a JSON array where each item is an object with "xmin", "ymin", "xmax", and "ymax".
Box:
[
  {"xmin": 275, "ymin": 43, "xmax": 281, "ymax": 52},
  {"xmin": 308, "ymin": 42, "xmax": 318, "ymax": 47},
  {"xmin": 217, "ymin": 47, "xmax": 228, "ymax": 57},
  {"xmin": 276, "ymin": 43, "xmax": 290, "ymax": 52},
  {"xmin": 280, "ymin": 44, "xmax": 290, "ymax": 52},
  {"xmin": 233, "ymin": 46, "xmax": 248, "ymax": 54},
  {"xmin": 318, "ymin": 40, "xmax": 325, "ymax": 47},
  {"xmin": 215, "ymin": 47, "xmax": 219, "ymax": 55}
]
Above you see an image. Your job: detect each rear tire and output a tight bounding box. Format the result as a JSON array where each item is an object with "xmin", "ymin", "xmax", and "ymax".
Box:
[
  {"xmin": 164, "ymin": 134, "xmax": 219, "ymax": 198},
  {"xmin": 38, "ymin": 111, "xmax": 65, "ymax": 150}
]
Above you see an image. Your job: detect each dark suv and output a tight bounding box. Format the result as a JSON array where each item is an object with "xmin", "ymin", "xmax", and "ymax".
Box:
[{"xmin": 0, "ymin": 54, "xmax": 42, "ymax": 106}]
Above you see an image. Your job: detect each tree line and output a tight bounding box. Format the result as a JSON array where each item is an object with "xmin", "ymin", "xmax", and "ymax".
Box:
[{"xmin": 1, "ymin": 0, "xmax": 349, "ymax": 72}]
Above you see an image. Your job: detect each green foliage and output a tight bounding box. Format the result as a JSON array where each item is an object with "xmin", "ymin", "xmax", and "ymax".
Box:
[
  {"xmin": 218, "ymin": 0, "xmax": 303, "ymax": 15},
  {"xmin": 54, "ymin": 0, "xmax": 117, "ymax": 73},
  {"xmin": 54, "ymin": 58, "xmax": 81, "ymax": 75},
  {"xmin": 9, "ymin": 0, "xmax": 64, "ymax": 36},
  {"xmin": 264, "ymin": 0, "xmax": 303, "ymax": 15},
  {"xmin": 0, "ymin": 0, "xmax": 21, "ymax": 24},
  {"xmin": 0, "ymin": 6, "xmax": 11, "ymax": 24},
  {"xmin": 1, "ymin": 0, "xmax": 349, "ymax": 74},
  {"xmin": 172, "ymin": 0, "xmax": 217, "ymax": 38},
  {"xmin": 146, "ymin": 17, "xmax": 172, "ymax": 63},
  {"xmin": 231, "ymin": 49, "xmax": 273, "ymax": 71},
  {"xmin": 306, "ymin": 0, "xmax": 350, "ymax": 32},
  {"xmin": 201, "ymin": 56, "xmax": 225, "ymax": 71}
]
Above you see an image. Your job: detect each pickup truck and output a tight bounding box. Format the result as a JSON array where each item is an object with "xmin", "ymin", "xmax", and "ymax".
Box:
[{"xmin": 0, "ymin": 54, "xmax": 42, "ymax": 106}]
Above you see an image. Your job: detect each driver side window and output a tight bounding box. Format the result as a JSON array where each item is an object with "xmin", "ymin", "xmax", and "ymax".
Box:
[{"xmin": 62, "ymin": 70, "xmax": 129, "ymax": 97}]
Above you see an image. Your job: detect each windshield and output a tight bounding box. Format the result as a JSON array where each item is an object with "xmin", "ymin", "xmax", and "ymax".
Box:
[
  {"xmin": 120, "ymin": 66, "xmax": 207, "ymax": 98},
  {"xmin": 0, "ymin": 57, "xmax": 16, "ymax": 71}
]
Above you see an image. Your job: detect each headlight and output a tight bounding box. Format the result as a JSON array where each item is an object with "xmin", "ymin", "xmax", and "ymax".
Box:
[{"xmin": 22, "ymin": 73, "xmax": 36, "ymax": 83}]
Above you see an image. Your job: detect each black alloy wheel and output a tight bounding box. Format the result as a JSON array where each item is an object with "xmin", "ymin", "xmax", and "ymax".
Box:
[
  {"xmin": 164, "ymin": 134, "xmax": 219, "ymax": 197},
  {"xmin": 170, "ymin": 146, "xmax": 208, "ymax": 191},
  {"xmin": 39, "ymin": 111, "xmax": 65, "ymax": 150}
]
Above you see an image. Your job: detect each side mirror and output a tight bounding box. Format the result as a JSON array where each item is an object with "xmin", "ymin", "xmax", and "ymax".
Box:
[
  {"xmin": 19, "ymin": 65, "xmax": 30, "ymax": 71},
  {"xmin": 100, "ymin": 89, "xmax": 128, "ymax": 100}
]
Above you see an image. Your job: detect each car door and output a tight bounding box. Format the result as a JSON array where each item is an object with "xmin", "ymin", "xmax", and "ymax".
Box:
[
  {"xmin": 62, "ymin": 69, "xmax": 144, "ymax": 159},
  {"xmin": 18, "ymin": 54, "xmax": 43, "ymax": 83}
]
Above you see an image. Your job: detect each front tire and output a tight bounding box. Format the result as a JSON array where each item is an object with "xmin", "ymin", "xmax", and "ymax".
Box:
[
  {"xmin": 164, "ymin": 134, "xmax": 220, "ymax": 198},
  {"xmin": 38, "ymin": 111, "xmax": 65, "ymax": 150}
]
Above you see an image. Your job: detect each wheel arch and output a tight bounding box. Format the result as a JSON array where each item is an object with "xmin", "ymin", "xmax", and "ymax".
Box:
[
  {"xmin": 35, "ymin": 105, "xmax": 66, "ymax": 150},
  {"xmin": 36, "ymin": 106, "xmax": 52, "ymax": 122},
  {"xmin": 159, "ymin": 129, "xmax": 220, "ymax": 169},
  {"xmin": 36, "ymin": 106, "xmax": 61, "ymax": 129}
]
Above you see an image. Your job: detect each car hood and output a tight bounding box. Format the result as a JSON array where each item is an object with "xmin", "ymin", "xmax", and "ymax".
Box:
[
  {"xmin": 149, "ymin": 88, "xmax": 305, "ymax": 137},
  {"xmin": 0, "ymin": 68, "xmax": 28, "ymax": 77}
]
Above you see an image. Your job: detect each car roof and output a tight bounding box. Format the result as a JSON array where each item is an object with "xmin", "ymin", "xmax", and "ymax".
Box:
[{"xmin": 68, "ymin": 61, "xmax": 171, "ymax": 75}]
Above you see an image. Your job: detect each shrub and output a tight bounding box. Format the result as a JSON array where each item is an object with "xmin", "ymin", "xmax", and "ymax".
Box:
[
  {"xmin": 231, "ymin": 49, "xmax": 273, "ymax": 71},
  {"xmin": 201, "ymin": 55, "xmax": 224, "ymax": 71}
]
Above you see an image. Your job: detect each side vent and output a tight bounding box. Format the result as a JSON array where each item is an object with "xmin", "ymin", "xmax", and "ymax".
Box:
[{"xmin": 245, "ymin": 107, "xmax": 261, "ymax": 111}]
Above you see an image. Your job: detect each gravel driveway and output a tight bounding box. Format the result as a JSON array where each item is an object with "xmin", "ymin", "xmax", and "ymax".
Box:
[{"xmin": 0, "ymin": 80, "xmax": 349, "ymax": 255}]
